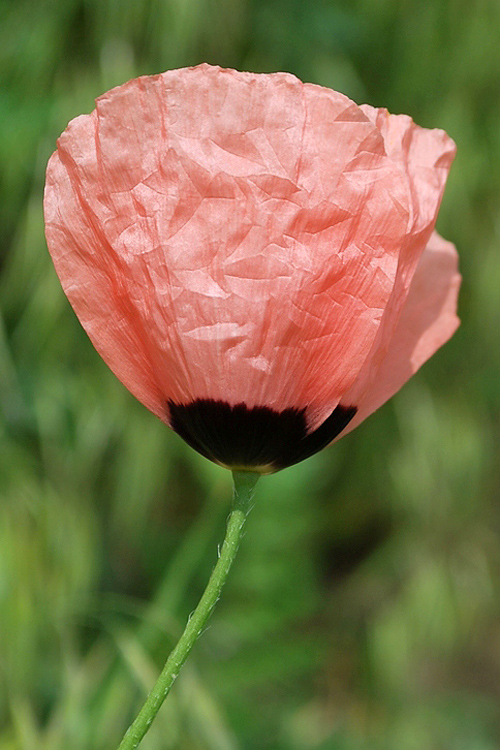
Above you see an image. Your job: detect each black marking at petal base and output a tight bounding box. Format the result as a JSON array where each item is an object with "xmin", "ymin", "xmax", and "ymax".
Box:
[{"xmin": 167, "ymin": 399, "xmax": 357, "ymax": 472}]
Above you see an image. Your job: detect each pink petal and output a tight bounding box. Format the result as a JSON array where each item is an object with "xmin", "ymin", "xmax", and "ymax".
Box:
[
  {"xmin": 44, "ymin": 65, "xmax": 459, "ymax": 472},
  {"xmin": 339, "ymin": 108, "xmax": 456, "ymax": 416},
  {"xmin": 338, "ymin": 231, "xmax": 461, "ymax": 437},
  {"xmin": 44, "ymin": 65, "xmax": 411, "ymax": 425},
  {"xmin": 361, "ymin": 105, "xmax": 456, "ymax": 240}
]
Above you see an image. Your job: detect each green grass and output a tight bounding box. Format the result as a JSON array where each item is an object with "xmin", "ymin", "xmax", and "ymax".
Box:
[{"xmin": 1, "ymin": 0, "xmax": 500, "ymax": 747}]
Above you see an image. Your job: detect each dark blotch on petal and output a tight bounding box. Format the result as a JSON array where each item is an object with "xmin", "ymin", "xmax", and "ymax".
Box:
[{"xmin": 167, "ymin": 399, "xmax": 357, "ymax": 472}]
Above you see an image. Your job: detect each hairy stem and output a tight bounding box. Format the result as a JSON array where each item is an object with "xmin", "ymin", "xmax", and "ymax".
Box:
[{"xmin": 117, "ymin": 470, "xmax": 259, "ymax": 750}]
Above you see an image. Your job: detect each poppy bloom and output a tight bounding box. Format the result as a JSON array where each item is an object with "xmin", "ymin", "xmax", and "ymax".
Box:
[{"xmin": 44, "ymin": 64, "xmax": 460, "ymax": 474}]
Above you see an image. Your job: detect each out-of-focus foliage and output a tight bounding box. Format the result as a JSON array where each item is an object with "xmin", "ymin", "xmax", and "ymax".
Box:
[{"xmin": 1, "ymin": 0, "xmax": 500, "ymax": 747}]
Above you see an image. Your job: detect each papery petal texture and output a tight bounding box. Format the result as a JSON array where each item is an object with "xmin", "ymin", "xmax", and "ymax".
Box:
[
  {"xmin": 340, "ymin": 108, "xmax": 457, "ymax": 415},
  {"xmin": 44, "ymin": 64, "xmax": 459, "ymax": 472},
  {"xmin": 339, "ymin": 232, "xmax": 461, "ymax": 438}
]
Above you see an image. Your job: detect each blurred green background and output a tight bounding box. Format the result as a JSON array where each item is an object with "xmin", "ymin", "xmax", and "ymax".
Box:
[{"xmin": 1, "ymin": 0, "xmax": 500, "ymax": 747}]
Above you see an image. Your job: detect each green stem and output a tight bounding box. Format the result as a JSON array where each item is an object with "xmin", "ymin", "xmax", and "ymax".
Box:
[{"xmin": 117, "ymin": 470, "xmax": 259, "ymax": 750}]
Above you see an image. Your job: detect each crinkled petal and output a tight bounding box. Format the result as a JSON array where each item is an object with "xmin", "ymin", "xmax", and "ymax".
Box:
[
  {"xmin": 44, "ymin": 65, "xmax": 411, "ymax": 427},
  {"xmin": 338, "ymin": 231, "xmax": 461, "ymax": 437},
  {"xmin": 340, "ymin": 108, "xmax": 456, "ymax": 413},
  {"xmin": 361, "ymin": 105, "xmax": 456, "ymax": 239}
]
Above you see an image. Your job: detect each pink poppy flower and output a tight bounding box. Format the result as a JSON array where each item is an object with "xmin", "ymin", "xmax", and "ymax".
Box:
[{"xmin": 44, "ymin": 64, "xmax": 460, "ymax": 473}]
